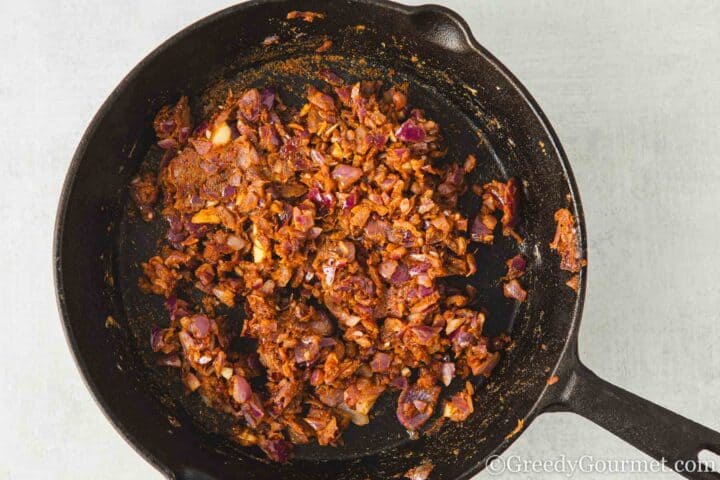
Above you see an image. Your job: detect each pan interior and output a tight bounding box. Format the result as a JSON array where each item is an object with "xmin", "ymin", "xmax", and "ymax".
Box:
[{"xmin": 117, "ymin": 52, "xmax": 524, "ymax": 462}]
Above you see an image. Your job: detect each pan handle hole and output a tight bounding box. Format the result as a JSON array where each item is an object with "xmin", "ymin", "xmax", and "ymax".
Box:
[{"xmin": 697, "ymin": 449, "xmax": 720, "ymax": 473}]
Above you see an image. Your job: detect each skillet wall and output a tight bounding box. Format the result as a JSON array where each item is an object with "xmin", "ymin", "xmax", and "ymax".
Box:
[{"xmin": 55, "ymin": 1, "xmax": 585, "ymax": 479}]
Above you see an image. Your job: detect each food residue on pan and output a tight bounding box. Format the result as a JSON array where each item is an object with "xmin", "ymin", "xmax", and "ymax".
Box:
[
  {"xmin": 105, "ymin": 315, "xmax": 119, "ymax": 329},
  {"xmin": 502, "ymin": 254, "xmax": 527, "ymax": 303},
  {"xmin": 462, "ymin": 84, "xmax": 478, "ymax": 96},
  {"xmin": 262, "ymin": 35, "xmax": 280, "ymax": 46},
  {"xmin": 167, "ymin": 415, "xmax": 181, "ymax": 428},
  {"xmin": 286, "ymin": 10, "xmax": 325, "ymax": 23},
  {"xmin": 131, "ymin": 71, "xmax": 526, "ymax": 461},
  {"xmin": 315, "ymin": 38, "xmax": 333, "ymax": 53},
  {"xmin": 404, "ymin": 461, "xmax": 434, "ymax": 480},
  {"xmin": 503, "ymin": 280, "xmax": 527, "ymax": 303},
  {"xmin": 470, "ymin": 178, "xmax": 522, "ymax": 245},
  {"xmin": 546, "ymin": 374, "xmax": 559, "ymax": 386},
  {"xmin": 549, "ymin": 208, "xmax": 586, "ymax": 291},
  {"xmin": 505, "ymin": 418, "xmax": 525, "ymax": 440},
  {"xmin": 565, "ymin": 274, "xmax": 579, "ymax": 292},
  {"xmin": 442, "ymin": 381, "xmax": 475, "ymax": 422}
]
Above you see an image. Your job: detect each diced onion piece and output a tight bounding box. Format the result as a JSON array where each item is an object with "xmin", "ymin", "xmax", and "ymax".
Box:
[
  {"xmin": 211, "ymin": 123, "xmax": 232, "ymax": 146},
  {"xmin": 191, "ymin": 207, "xmax": 221, "ymax": 224},
  {"xmin": 252, "ymin": 223, "xmax": 266, "ymax": 263},
  {"xmin": 185, "ymin": 373, "xmax": 201, "ymax": 392}
]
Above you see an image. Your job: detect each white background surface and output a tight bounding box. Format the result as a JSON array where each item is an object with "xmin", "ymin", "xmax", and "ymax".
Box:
[{"xmin": 2, "ymin": 1, "xmax": 719, "ymax": 479}]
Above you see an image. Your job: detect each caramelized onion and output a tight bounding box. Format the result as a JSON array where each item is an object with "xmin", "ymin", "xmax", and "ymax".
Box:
[{"xmin": 136, "ymin": 80, "xmax": 520, "ymax": 463}]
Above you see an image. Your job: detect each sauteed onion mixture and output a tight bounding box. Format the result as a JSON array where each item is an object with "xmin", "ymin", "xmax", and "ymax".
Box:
[{"xmin": 131, "ymin": 77, "xmax": 526, "ymax": 461}]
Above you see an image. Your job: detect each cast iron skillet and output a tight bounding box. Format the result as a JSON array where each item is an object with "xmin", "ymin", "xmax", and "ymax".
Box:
[{"xmin": 54, "ymin": 1, "xmax": 720, "ymax": 479}]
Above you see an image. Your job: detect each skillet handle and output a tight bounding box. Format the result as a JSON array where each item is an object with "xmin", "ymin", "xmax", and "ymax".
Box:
[{"xmin": 548, "ymin": 359, "xmax": 720, "ymax": 479}]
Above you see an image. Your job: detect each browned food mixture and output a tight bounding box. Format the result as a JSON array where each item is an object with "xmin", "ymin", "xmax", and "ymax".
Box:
[
  {"xmin": 404, "ymin": 461, "xmax": 434, "ymax": 480},
  {"xmin": 315, "ymin": 38, "xmax": 333, "ymax": 53},
  {"xmin": 470, "ymin": 178, "xmax": 521, "ymax": 244},
  {"xmin": 502, "ymin": 254, "xmax": 527, "ymax": 302},
  {"xmin": 132, "ymin": 78, "xmax": 522, "ymax": 462},
  {"xmin": 286, "ymin": 10, "xmax": 325, "ymax": 23},
  {"xmin": 549, "ymin": 208, "xmax": 585, "ymax": 290},
  {"xmin": 565, "ymin": 274, "xmax": 580, "ymax": 292}
]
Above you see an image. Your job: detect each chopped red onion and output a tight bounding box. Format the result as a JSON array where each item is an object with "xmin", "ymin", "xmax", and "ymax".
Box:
[
  {"xmin": 310, "ymin": 312, "xmax": 334, "ymax": 336},
  {"xmin": 221, "ymin": 185, "xmax": 237, "ymax": 200},
  {"xmin": 260, "ymin": 87, "xmax": 276, "ymax": 109},
  {"xmin": 308, "ymin": 226, "xmax": 322, "ymax": 239},
  {"xmin": 185, "ymin": 373, "xmax": 201, "ymax": 391},
  {"xmin": 511, "ymin": 254, "xmax": 526, "ymax": 271},
  {"xmin": 226, "ymin": 234, "xmax": 246, "ymax": 251},
  {"xmin": 506, "ymin": 254, "xmax": 527, "ymax": 280},
  {"xmin": 503, "ymin": 279, "xmax": 527, "ymax": 302},
  {"xmin": 476, "ymin": 352, "xmax": 500, "ymax": 377},
  {"xmin": 307, "ymin": 86, "xmax": 335, "ymax": 111},
  {"xmin": 443, "ymin": 390, "xmax": 474, "ymax": 422},
  {"xmin": 259, "ymin": 437, "xmax": 291, "ymax": 463},
  {"xmin": 192, "ymin": 120, "xmax": 209, "ymax": 137},
  {"xmin": 200, "ymin": 159, "xmax": 219, "ymax": 174},
  {"xmin": 150, "ymin": 327, "xmax": 175, "ymax": 353},
  {"xmin": 418, "ymin": 285, "xmax": 435, "ymax": 298},
  {"xmin": 178, "ymin": 126, "xmax": 190, "ymax": 144},
  {"xmin": 368, "ymin": 133, "xmax": 387, "ymax": 149},
  {"xmin": 440, "ymin": 362, "xmax": 456, "ymax": 387},
  {"xmin": 404, "ymin": 462, "xmax": 434, "ymax": 480},
  {"xmin": 334, "ymin": 85, "xmax": 352, "ymax": 104},
  {"xmin": 307, "ymin": 187, "xmax": 334, "ymax": 213},
  {"xmin": 396, "ymin": 384, "xmax": 440, "ymax": 431},
  {"xmin": 322, "ymin": 264, "xmax": 336, "ymax": 286},
  {"xmin": 232, "ymin": 375, "xmax": 252, "ymax": 403},
  {"xmin": 395, "ymin": 119, "xmax": 426, "ymax": 142},
  {"xmin": 188, "ymin": 315, "xmax": 210, "ymax": 339},
  {"xmin": 450, "ymin": 328, "xmax": 474, "ymax": 350},
  {"xmin": 294, "ymin": 336, "xmax": 321, "ymax": 365},
  {"xmin": 242, "ymin": 394, "xmax": 266, "ymax": 427},
  {"xmin": 390, "ymin": 263, "xmax": 410, "ymax": 284},
  {"xmin": 259, "ymin": 124, "xmax": 279, "ymax": 150},
  {"xmin": 379, "ymin": 260, "xmax": 398, "ymax": 280},
  {"xmin": 470, "ymin": 214, "xmax": 493, "ymax": 241},
  {"xmin": 340, "ymin": 404, "xmax": 370, "ymax": 426},
  {"xmin": 292, "ymin": 205, "xmax": 315, "ymax": 232},
  {"xmin": 365, "ymin": 220, "xmax": 388, "ymax": 239},
  {"xmin": 408, "ymin": 264, "xmax": 430, "ymax": 279},
  {"xmin": 156, "ymin": 354, "xmax": 181, "ymax": 368},
  {"xmin": 390, "ymin": 376, "xmax": 408, "ymax": 391},
  {"xmin": 164, "ymin": 295, "xmax": 189, "ymax": 321},
  {"xmin": 331, "ymin": 164, "xmax": 363, "ymax": 190},
  {"xmin": 409, "ymin": 325, "xmax": 440, "ymax": 346},
  {"xmin": 238, "ymin": 88, "xmax": 261, "ymax": 122},
  {"xmin": 319, "ymin": 68, "xmax": 343, "ymax": 86},
  {"xmin": 370, "ymin": 352, "xmax": 392, "ymax": 372},
  {"xmin": 157, "ymin": 138, "xmax": 178, "ymax": 150},
  {"xmin": 341, "ymin": 190, "xmax": 358, "ymax": 209}
]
